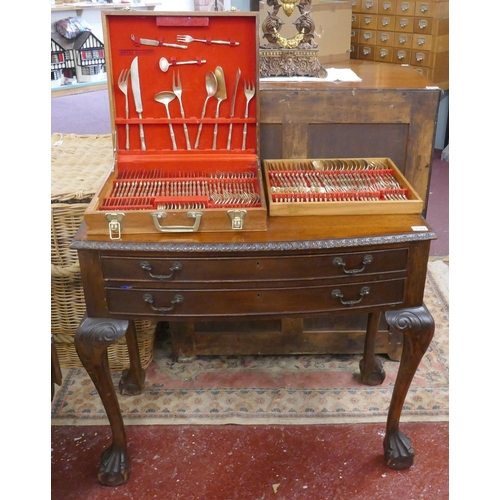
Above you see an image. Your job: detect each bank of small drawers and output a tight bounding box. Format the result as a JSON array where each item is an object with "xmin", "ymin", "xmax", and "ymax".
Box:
[
  {"xmin": 350, "ymin": 0, "xmax": 448, "ymax": 89},
  {"xmin": 101, "ymin": 248, "xmax": 409, "ymax": 317}
]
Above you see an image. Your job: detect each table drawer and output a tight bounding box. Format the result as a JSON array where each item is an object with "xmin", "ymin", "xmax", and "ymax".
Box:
[
  {"xmin": 100, "ymin": 248, "xmax": 409, "ymax": 284},
  {"xmin": 105, "ymin": 278, "xmax": 406, "ymax": 317}
]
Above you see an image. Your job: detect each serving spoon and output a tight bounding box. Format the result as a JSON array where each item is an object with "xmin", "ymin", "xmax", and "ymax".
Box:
[
  {"xmin": 154, "ymin": 91, "xmax": 178, "ymax": 150},
  {"xmin": 159, "ymin": 57, "xmax": 207, "ymax": 73},
  {"xmin": 194, "ymin": 71, "xmax": 217, "ymax": 149}
]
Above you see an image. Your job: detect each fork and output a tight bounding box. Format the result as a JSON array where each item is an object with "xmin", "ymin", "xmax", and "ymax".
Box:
[
  {"xmin": 172, "ymin": 70, "xmax": 191, "ymax": 150},
  {"xmin": 176, "ymin": 34, "xmax": 239, "ymax": 46},
  {"xmin": 117, "ymin": 69, "xmax": 130, "ymax": 150},
  {"xmin": 242, "ymin": 80, "xmax": 255, "ymax": 150}
]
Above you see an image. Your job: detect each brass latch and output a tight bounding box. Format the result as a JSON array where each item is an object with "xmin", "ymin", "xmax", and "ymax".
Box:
[
  {"xmin": 105, "ymin": 212, "xmax": 125, "ymax": 240},
  {"xmin": 227, "ymin": 209, "xmax": 247, "ymax": 230}
]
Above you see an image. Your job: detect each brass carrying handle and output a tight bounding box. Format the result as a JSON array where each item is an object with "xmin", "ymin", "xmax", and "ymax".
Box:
[
  {"xmin": 332, "ymin": 255, "xmax": 373, "ymax": 274},
  {"xmin": 143, "ymin": 293, "xmax": 183, "ymax": 312},
  {"xmin": 151, "ymin": 211, "xmax": 203, "ymax": 233},
  {"xmin": 331, "ymin": 287, "xmax": 370, "ymax": 306},
  {"xmin": 140, "ymin": 261, "xmax": 182, "ymax": 280}
]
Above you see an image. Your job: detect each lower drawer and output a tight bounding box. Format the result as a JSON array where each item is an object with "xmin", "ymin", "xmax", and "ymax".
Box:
[{"xmin": 105, "ymin": 278, "xmax": 406, "ymax": 318}]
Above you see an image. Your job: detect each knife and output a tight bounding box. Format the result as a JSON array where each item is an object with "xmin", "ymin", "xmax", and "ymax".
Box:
[
  {"xmin": 212, "ymin": 66, "xmax": 227, "ymax": 150},
  {"xmin": 130, "ymin": 56, "xmax": 146, "ymax": 151},
  {"xmin": 131, "ymin": 35, "xmax": 187, "ymax": 49},
  {"xmin": 226, "ymin": 68, "xmax": 241, "ymax": 150}
]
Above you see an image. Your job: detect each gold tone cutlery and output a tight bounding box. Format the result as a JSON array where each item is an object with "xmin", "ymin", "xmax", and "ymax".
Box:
[
  {"xmin": 213, "ymin": 66, "xmax": 227, "ymax": 150},
  {"xmin": 242, "ymin": 80, "xmax": 255, "ymax": 150},
  {"xmin": 176, "ymin": 35, "xmax": 240, "ymax": 46},
  {"xmin": 117, "ymin": 69, "xmax": 130, "ymax": 150},
  {"xmin": 172, "ymin": 71, "xmax": 191, "ymax": 150},
  {"xmin": 226, "ymin": 68, "xmax": 241, "ymax": 150}
]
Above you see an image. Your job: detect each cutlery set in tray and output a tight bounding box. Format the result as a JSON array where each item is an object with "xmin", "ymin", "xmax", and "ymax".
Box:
[
  {"xmin": 84, "ymin": 10, "xmax": 267, "ymax": 238},
  {"xmin": 84, "ymin": 11, "xmax": 424, "ymax": 240}
]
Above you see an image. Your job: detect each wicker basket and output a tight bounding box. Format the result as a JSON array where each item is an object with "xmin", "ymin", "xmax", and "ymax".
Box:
[{"xmin": 51, "ymin": 133, "xmax": 156, "ymax": 370}]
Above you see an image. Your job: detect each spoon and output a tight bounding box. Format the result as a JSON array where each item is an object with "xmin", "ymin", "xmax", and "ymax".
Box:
[
  {"xmin": 212, "ymin": 66, "xmax": 227, "ymax": 150},
  {"xmin": 154, "ymin": 91, "xmax": 178, "ymax": 150},
  {"xmin": 194, "ymin": 71, "xmax": 217, "ymax": 149},
  {"xmin": 312, "ymin": 160, "xmax": 327, "ymax": 171},
  {"xmin": 159, "ymin": 57, "xmax": 207, "ymax": 73}
]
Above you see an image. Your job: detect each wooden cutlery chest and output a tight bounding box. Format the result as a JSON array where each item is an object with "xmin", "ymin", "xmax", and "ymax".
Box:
[
  {"xmin": 84, "ymin": 10, "xmax": 266, "ymax": 239},
  {"xmin": 263, "ymin": 157, "xmax": 423, "ymax": 216}
]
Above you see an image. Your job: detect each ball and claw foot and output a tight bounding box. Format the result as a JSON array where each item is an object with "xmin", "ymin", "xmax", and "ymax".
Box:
[
  {"xmin": 359, "ymin": 356, "xmax": 386, "ymax": 386},
  {"xmin": 383, "ymin": 430, "xmax": 414, "ymax": 470},
  {"xmin": 98, "ymin": 444, "xmax": 130, "ymax": 486}
]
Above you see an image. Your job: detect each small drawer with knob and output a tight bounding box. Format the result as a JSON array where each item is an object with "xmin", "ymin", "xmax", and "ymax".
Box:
[
  {"xmin": 396, "ymin": 0, "xmax": 415, "ymax": 16},
  {"xmin": 415, "ymin": 1, "xmax": 435, "ymax": 17},
  {"xmin": 395, "ymin": 16, "xmax": 414, "ymax": 32},
  {"xmin": 351, "ymin": 13, "xmax": 361, "ymax": 29},
  {"xmin": 377, "ymin": 15, "xmax": 395, "ymax": 30},
  {"xmin": 351, "ymin": 28, "xmax": 360, "ymax": 44},
  {"xmin": 361, "ymin": 14, "xmax": 378, "ymax": 28},
  {"xmin": 377, "ymin": 31, "xmax": 394, "ymax": 45},
  {"xmin": 395, "ymin": 33, "xmax": 413, "ymax": 47},
  {"xmin": 392, "ymin": 48, "xmax": 410, "ymax": 63},
  {"xmin": 412, "ymin": 33, "xmax": 433, "ymax": 50},
  {"xmin": 413, "ymin": 17, "xmax": 434, "ymax": 34},
  {"xmin": 411, "ymin": 49, "xmax": 430, "ymax": 67},
  {"xmin": 379, "ymin": 0, "xmax": 397, "ymax": 15},
  {"xmin": 360, "ymin": 30, "xmax": 376, "ymax": 45},
  {"xmin": 375, "ymin": 46, "xmax": 393, "ymax": 61},
  {"xmin": 359, "ymin": 45, "xmax": 375, "ymax": 60},
  {"xmin": 361, "ymin": 0, "xmax": 379, "ymax": 13}
]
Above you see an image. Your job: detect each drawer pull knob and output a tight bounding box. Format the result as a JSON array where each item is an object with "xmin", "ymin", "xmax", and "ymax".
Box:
[
  {"xmin": 151, "ymin": 211, "xmax": 203, "ymax": 233},
  {"xmin": 332, "ymin": 255, "xmax": 373, "ymax": 274},
  {"xmin": 140, "ymin": 261, "xmax": 182, "ymax": 280},
  {"xmin": 143, "ymin": 293, "xmax": 183, "ymax": 312},
  {"xmin": 331, "ymin": 287, "xmax": 370, "ymax": 306}
]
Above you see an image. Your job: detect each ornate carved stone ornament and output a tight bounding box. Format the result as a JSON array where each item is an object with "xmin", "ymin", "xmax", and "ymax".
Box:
[{"xmin": 259, "ymin": 0, "xmax": 327, "ymax": 78}]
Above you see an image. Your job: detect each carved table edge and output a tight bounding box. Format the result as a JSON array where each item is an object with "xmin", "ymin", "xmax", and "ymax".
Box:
[{"xmin": 70, "ymin": 232, "xmax": 436, "ymax": 253}]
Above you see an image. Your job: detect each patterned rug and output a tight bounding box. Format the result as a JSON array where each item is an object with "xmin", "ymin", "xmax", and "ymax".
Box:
[{"xmin": 51, "ymin": 260, "xmax": 449, "ymax": 426}]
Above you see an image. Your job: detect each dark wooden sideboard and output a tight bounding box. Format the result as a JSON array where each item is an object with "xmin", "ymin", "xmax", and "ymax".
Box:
[{"xmin": 72, "ymin": 213, "xmax": 436, "ymax": 485}]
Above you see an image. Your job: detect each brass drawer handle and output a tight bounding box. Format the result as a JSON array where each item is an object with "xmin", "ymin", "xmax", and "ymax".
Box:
[
  {"xmin": 143, "ymin": 293, "xmax": 183, "ymax": 313},
  {"xmin": 331, "ymin": 286, "xmax": 370, "ymax": 306},
  {"xmin": 332, "ymin": 254, "xmax": 373, "ymax": 274},
  {"xmin": 140, "ymin": 260, "xmax": 182, "ymax": 280}
]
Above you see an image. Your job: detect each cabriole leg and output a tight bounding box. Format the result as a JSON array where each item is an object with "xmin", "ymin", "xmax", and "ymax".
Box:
[
  {"xmin": 359, "ymin": 311, "xmax": 386, "ymax": 385},
  {"xmin": 119, "ymin": 321, "xmax": 146, "ymax": 395},
  {"xmin": 75, "ymin": 316, "xmax": 131, "ymax": 486},
  {"xmin": 384, "ymin": 305, "xmax": 434, "ymax": 470}
]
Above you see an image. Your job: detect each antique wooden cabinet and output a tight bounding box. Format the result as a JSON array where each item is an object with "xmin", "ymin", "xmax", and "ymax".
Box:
[{"xmin": 350, "ymin": 0, "xmax": 449, "ymax": 90}]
